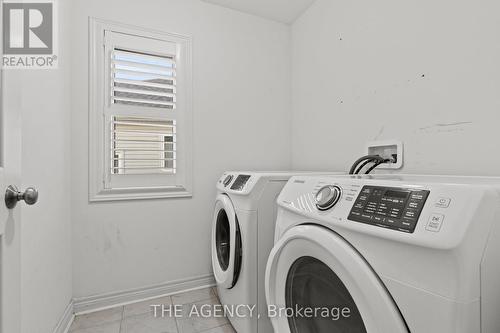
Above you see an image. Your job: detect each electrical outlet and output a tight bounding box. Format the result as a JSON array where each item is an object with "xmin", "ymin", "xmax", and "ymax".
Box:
[{"xmin": 366, "ymin": 140, "xmax": 403, "ymax": 169}]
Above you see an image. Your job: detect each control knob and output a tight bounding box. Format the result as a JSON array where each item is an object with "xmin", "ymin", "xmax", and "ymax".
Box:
[
  {"xmin": 315, "ymin": 185, "xmax": 342, "ymax": 211},
  {"xmin": 223, "ymin": 175, "xmax": 233, "ymax": 187}
]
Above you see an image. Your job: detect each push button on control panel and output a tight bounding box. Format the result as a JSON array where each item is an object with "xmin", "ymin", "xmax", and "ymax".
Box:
[
  {"xmin": 408, "ymin": 200, "xmax": 424, "ymax": 210},
  {"xmin": 435, "ymin": 197, "xmax": 451, "ymax": 208},
  {"xmin": 426, "ymin": 213, "xmax": 445, "ymax": 232},
  {"xmin": 404, "ymin": 209, "xmax": 418, "ymax": 219}
]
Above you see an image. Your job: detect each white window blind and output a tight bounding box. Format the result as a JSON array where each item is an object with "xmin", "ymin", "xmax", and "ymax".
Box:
[
  {"xmin": 111, "ymin": 49, "xmax": 176, "ymax": 109},
  {"xmin": 90, "ymin": 19, "xmax": 192, "ymax": 201},
  {"xmin": 111, "ymin": 116, "xmax": 176, "ymax": 175}
]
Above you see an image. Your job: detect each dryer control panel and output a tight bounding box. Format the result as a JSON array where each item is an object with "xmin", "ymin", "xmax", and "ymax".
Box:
[
  {"xmin": 348, "ymin": 186, "xmax": 430, "ymax": 233},
  {"xmin": 277, "ymin": 175, "xmax": 495, "ymax": 249}
]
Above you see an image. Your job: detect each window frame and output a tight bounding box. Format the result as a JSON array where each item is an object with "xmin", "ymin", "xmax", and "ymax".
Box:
[{"xmin": 89, "ymin": 18, "xmax": 193, "ymax": 202}]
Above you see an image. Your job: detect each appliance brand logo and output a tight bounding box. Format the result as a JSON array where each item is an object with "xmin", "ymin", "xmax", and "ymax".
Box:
[{"xmin": 2, "ymin": 0, "xmax": 58, "ymax": 69}]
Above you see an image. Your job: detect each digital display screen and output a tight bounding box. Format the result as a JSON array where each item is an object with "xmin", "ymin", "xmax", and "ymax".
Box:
[{"xmin": 384, "ymin": 190, "xmax": 409, "ymax": 199}]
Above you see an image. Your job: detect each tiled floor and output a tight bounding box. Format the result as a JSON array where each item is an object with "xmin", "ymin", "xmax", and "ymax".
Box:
[{"xmin": 69, "ymin": 287, "xmax": 235, "ymax": 333}]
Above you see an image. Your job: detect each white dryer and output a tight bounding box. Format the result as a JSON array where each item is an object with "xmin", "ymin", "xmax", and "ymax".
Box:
[
  {"xmin": 266, "ymin": 175, "xmax": 500, "ymax": 333},
  {"xmin": 212, "ymin": 172, "xmax": 341, "ymax": 333}
]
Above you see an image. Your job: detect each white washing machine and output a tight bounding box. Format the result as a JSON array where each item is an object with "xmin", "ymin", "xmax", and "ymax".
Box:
[
  {"xmin": 211, "ymin": 172, "xmax": 341, "ymax": 333},
  {"xmin": 265, "ymin": 174, "xmax": 500, "ymax": 333}
]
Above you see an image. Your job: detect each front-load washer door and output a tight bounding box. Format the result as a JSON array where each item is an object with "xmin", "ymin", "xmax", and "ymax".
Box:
[
  {"xmin": 212, "ymin": 194, "xmax": 242, "ymax": 289},
  {"xmin": 266, "ymin": 225, "xmax": 408, "ymax": 333}
]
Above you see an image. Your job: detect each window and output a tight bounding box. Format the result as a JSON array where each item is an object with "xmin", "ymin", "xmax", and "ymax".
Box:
[
  {"xmin": 111, "ymin": 49, "xmax": 176, "ymax": 109},
  {"xmin": 89, "ymin": 19, "xmax": 192, "ymax": 201},
  {"xmin": 111, "ymin": 116, "xmax": 176, "ymax": 175}
]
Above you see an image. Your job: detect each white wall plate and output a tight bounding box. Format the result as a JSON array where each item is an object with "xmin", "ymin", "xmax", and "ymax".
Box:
[{"xmin": 366, "ymin": 140, "xmax": 403, "ymax": 169}]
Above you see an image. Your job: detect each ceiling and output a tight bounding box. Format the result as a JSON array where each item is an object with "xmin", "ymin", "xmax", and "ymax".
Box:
[{"xmin": 202, "ymin": 0, "xmax": 316, "ymax": 24}]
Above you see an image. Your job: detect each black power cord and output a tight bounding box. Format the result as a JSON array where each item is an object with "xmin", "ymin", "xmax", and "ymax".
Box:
[
  {"xmin": 354, "ymin": 158, "xmax": 381, "ymax": 174},
  {"xmin": 349, "ymin": 155, "xmax": 384, "ymax": 174},
  {"xmin": 364, "ymin": 158, "xmax": 391, "ymax": 174}
]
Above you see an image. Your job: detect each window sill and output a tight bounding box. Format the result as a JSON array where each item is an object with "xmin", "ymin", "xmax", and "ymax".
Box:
[{"xmin": 89, "ymin": 186, "xmax": 192, "ymax": 202}]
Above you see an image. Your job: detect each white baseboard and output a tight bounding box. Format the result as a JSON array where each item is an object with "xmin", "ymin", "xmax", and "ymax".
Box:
[
  {"xmin": 73, "ymin": 274, "xmax": 215, "ymax": 315},
  {"xmin": 53, "ymin": 300, "xmax": 75, "ymax": 333}
]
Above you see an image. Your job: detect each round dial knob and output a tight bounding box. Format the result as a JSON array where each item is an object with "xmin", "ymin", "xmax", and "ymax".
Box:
[
  {"xmin": 223, "ymin": 175, "xmax": 233, "ymax": 187},
  {"xmin": 315, "ymin": 185, "xmax": 342, "ymax": 211}
]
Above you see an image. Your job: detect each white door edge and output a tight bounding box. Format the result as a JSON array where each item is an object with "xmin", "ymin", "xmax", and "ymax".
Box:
[{"xmin": 0, "ymin": 1, "xmax": 24, "ymax": 331}]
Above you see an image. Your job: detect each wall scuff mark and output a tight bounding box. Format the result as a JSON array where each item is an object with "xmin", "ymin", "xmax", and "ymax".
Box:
[{"xmin": 418, "ymin": 121, "xmax": 473, "ymax": 134}]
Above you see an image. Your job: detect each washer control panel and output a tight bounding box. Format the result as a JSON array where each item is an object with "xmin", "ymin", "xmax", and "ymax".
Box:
[
  {"xmin": 230, "ymin": 174, "xmax": 251, "ymax": 191},
  {"xmin": 348, "ymin": 186, "xmax": 430, "ymax": 233}
]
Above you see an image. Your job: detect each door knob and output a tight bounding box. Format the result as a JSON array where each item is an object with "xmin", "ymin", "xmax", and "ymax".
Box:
[{"xmin": 5, "ymin": 185, "xmax": 39, "ymax": 209}]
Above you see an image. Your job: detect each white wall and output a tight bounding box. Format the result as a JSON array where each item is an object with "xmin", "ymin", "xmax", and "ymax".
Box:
[
  {"xmin": 11, "ymin": 0, "xmax": 500, "ymax": 328},
  {"xmin": 291, "ymin": 0, "xmax": 500, "ymax": 175},
  {"xmin": 71, "ymin": 0, "xmax": 291, "ymax": 298},
  {"xmin": 20, "ymin": 0, "xmax": 73, "ymax": 332}
]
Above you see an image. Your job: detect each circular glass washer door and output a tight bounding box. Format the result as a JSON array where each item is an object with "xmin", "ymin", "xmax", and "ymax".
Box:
[
  {"xmin": 211, "ymin": 194, "xmax": 242, "ymax": 289},
  {"xmin": 265, "ymin": 225, "xmax": 408, "ymax": 333}
]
